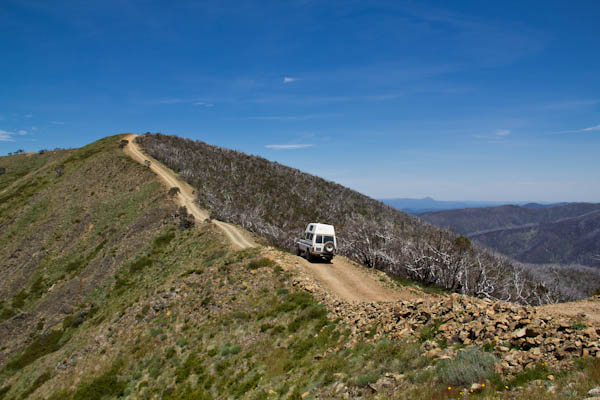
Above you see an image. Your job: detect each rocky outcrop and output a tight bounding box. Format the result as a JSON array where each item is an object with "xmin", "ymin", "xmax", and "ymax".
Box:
[{"xmin": 286, "ymin": 257, "xmax": 600, "ymax": 374}]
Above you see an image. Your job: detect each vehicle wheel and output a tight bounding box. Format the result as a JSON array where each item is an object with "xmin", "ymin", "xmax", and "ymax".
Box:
[
  {"xmin": 306, "ymin": 252, "xmax": 313, "ymax": 262},
  {"xmin": 296, "ymin": 246, "xmax": 301, "ymax": 256}
]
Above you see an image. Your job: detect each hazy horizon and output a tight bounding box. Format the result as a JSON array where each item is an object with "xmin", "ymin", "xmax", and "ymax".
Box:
[{"xmin": 1, "ymin": 1, "xmax": 599, "ymax": 202}]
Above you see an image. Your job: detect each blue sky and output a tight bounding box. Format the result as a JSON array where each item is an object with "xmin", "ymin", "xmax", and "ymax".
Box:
[{"xmin": 1, "ymin": 0, "xmax": 599, "ymax": 202}]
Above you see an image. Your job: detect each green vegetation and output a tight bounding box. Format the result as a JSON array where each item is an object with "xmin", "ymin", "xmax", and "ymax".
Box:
[
  {"xmin": 4, "ymin": 330, "xmax": 65, "ymax": 373},
  {"xmin": 18, "ymin": 370, "xmax": 51, "ymax": 399},
  {"xmin": 2, "ymin": 135, "xmax": 600, "ymax": 400},
  {"xmin": 72, "ymin": 360, "xmax": 126, "ymax": 400},
  {"xmin": 435, "ymin": 347, "xmax": 496, "ymax": 386}
]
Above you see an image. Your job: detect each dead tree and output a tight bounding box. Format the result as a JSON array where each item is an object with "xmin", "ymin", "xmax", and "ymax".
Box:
[
  {"xmin": 119, "ymin": 139, "xmax": 129, "ymax": 149},
  {"xmin": 55, "ymin": 164, "xmax": 65, "ymax": 178},
  {"xmin": 144, "ymin": 160, "xmax": 151, "ymax": 168},
  {"xmin": 168, "ymin": 187, "xmax": 181, "ymax": 197}
]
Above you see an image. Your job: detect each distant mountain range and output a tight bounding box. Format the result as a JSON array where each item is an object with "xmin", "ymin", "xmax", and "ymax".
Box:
[
  {"xmin": 417, "ymin": 203, "xmax": 600, "ymax": 267},
  {"xmin": 379, "ymin": 197, "xmax": 563, "ymax": 214}
]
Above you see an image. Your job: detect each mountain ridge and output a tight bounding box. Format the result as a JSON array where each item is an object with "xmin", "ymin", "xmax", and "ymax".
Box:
[
  {"xmin": 420, "ymin": 203, "xmax": 600, "ymax": 266},
  {"xmin": 2, "ymin": 134, "xmax": 600, "ymax": 399}
]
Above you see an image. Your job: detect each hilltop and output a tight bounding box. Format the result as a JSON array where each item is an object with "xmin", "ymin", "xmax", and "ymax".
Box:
[
  {"xmin": 1, "ymin": 134, "xmax": 600, "ymax": 399},
  {"xmin": 420, "ymin": 203, "xmax": 600, "ymax": 267}
]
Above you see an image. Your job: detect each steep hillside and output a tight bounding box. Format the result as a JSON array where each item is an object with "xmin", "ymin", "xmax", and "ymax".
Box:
[
  {"xmin": 3, "ymin": 135, "xmax": 600, "ymax": 399},
  {"xmin": 0, "ymin": 136, "xmax": 428, "ymax": 399},
  {"xmin": 420, "ymin": 203, "xmax": 600, "ymax": 266},
  {"xmin": 136, "ymin": 133, "xmax": 598, "ymax": 304}
]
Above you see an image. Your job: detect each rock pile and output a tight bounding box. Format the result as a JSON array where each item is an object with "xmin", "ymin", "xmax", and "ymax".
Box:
[{"xmin": 290, "ymin": 267, "xmax": 599, "ymax": 374}]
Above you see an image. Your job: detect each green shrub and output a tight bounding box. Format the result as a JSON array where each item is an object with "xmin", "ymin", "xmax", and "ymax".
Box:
[
  {"xmin": 19, "ymin": 370, "xmax": 51, "ymax": 399},
  {"xmin": 270, "ymin": 325, "xmax": 285, "ymax": 335},
  {"xmin": 0, "ymin": 303, "xmax": 16, "ymax": 323},
  {"xmin": 419, "ymin": 319, "xmax": 442, "ymax": 342},
  {"xmin": 230, "ymin": 344, "xmax": 241, "ymax": 355},
  {"xmin": 287, "ymin": 305, "xmax": 327, "ymax": 333},
  {"xmin": 276, "ymin": 292, "xmax": 314, "ymax": 313},
  {"xmin": 11, "ymin": 290, "xmax": 28, "ymax": 309},
  {"xmin": 162, "ymin": 385, "xmax": 213, "ymax": 400},
  {"xmin": 572, "ymin": 322, "xmax": 587, "ymax": 330},
  {"xmin": 506, "ymin": 363, "xmax": 550, "ymax": 388},
  {"xmin": 65, "ymin": 258, "xmax": 84, "ymax": 273},
  {"xmin": 4, "ymin": 330, "xmax": 65, "ymax": 372},
  {"xmin": 129, "ymin": 256, "xmax": 153, "ymax": 272},
  {"xmin": 175, "ymin": 353, "xmax": 205, "ymax": 383},
  {"xmin": 72, "ymin": 360, "xmax": 126, "ymax": 400},
  {"xmin": 0, "ymin": 385, "xmax": 11, "ymax": 400},
  {"xmin": 247, "ymin": 258, "xmax": 275, "ymax": 269},
  {"xmin": 435, "ymin": 347, "xmax": 496, "ymax": 386},
  {"xmin": 354, "ymin": 372, "xmax": 379, "ymax": 387}
]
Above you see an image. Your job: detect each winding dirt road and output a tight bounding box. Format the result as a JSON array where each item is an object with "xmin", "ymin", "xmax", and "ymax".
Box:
[
  {"xmin": 122, "ymin": 134, "xmax": 411, "ymax": 303},
  {"xmin": 124, "ymin": 134, "xmax": 255, "ymax": 250},
  {"xmin": 125, "ymin": 133, "xmax": 600, "ymax": 312}
]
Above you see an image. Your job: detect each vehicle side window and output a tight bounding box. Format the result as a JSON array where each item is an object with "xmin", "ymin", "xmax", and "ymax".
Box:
[
  {"xmin": 324, "ymin": 236, "xmax": 334, "ymax": 243},
  {"xmin": 309, "ymin": 233, "xmax": 313, "ymax": 241},
  {"xmin": 309, "ymin": 225, "xmax": 314, "ymax": 231},
  {"xmin": 316, "ymin": 235, "xmax": 323, "ymax": 244}
]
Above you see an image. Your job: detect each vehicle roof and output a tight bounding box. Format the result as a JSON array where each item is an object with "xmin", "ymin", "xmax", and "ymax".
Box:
[{"xmin": 306, "ymin": 223, "xmax": 335, "ymax": 235}]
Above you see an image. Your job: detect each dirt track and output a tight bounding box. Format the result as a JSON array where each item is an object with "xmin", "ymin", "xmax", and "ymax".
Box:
[
  {"xmin": 293, "ymin": 254, "xmax": 420, "ymax": 303},
  {"xmin": 122, "ymin": 134, "xmax": 600, "ymax": 315},
  {"xmin": 123, "ymin": 134, "xmax": 411, "ymax": 303},
  {"xmin": 537, "ymin": 299, "xmax": 600, "ymax": 324},
  {"xmin": 124, "ymin": 134, "xmax": 255, "ymax": 250}
]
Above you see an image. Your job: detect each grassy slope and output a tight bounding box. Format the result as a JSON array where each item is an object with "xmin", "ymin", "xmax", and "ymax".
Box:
[{"xmin": 1, "ymin": 136, "xmax": 600, "ymax": 399}]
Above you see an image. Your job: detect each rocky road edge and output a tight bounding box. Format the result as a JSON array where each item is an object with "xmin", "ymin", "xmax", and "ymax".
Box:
[{"xmin": 263, "ymin": 247, "xmax": 600, "ymax": 378}]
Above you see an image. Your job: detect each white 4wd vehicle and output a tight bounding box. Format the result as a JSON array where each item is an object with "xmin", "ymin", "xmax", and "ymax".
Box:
[{"xmin": 296, "ymin": 223, "xmax": 337, "ymax": 262}]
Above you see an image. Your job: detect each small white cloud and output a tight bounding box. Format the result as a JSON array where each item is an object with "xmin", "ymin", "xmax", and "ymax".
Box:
[
  {"xmin": 31, "ymin": 126, "xmax": 38, "ymax": 131},
  {"xmin": 265, "ymin": 144, "xmax": 313, "ymax": 150},
  {"xmin": 24, "ymin": 114, "xmax": 33, "ymax": 119},
  {"xmin": 496, "ymin": 129, "xmax": 511, "ymax": 136},
  {"xmin": 283, "ymin": 76, "xmax": 296, "ymax": 83},
  {"xmin": 0, "ymin": 129, "xmax": 15, "ymax": 142},
  {"xmin": 51, "ymin": 121, "xmax": 65, "ymax": 125},
  {"xmin": 18, "ymin": 129, "xmax": 27, "ymax": 135},
  {"xmin": 582, "ymin": 124, "xmax": 600, "ymax": 131},
  {"xmin": 193, "ymin": 101, "xmax": 214, "ymax": 107},
  {"xmin": 552, "ymin": 123, "xmax": 600, "ymax": 134}
]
